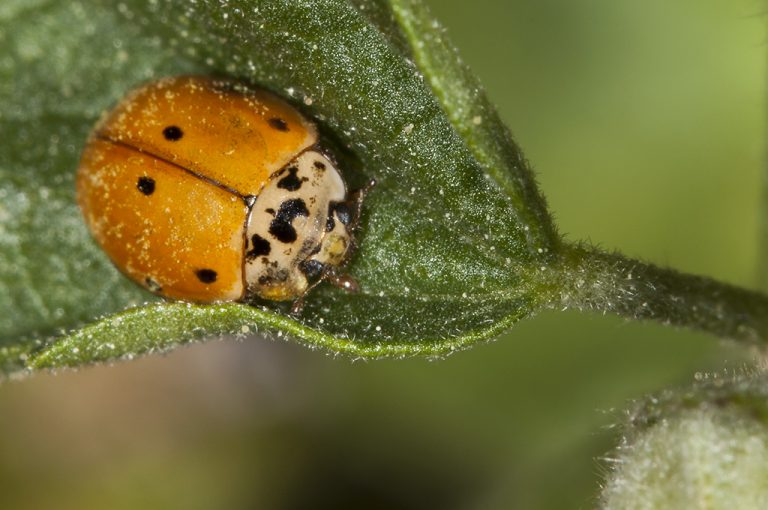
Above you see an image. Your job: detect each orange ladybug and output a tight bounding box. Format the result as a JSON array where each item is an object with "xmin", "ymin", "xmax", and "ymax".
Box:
[{"xmin": 77, "ymin": 76, "xmax": 374, "ymax": 312}]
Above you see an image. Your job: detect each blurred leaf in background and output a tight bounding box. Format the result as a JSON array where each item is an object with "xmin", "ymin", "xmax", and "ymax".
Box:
[{"xmin": 0, "ymin": 0, "xmax": 763, "ymax": 509}]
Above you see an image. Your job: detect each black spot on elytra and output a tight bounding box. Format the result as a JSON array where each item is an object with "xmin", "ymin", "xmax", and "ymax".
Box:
[
  {"xmin": 269, "ymin": 198, "xmax": 309, "ymax": 243},
  {"xmin": 137, "ymin": 176, "xmax": 155, "ymax": 195},
  {"xmin": 299, "ymin": 259, "xmax": 324, "ymax": 279},
  {"xmin": 313, "ymin": 160, "xmax": 326, "ymax": 171},
  {"xmin": 277, "ymin": 166, "xmax": 308, "ymax": 192},
  {"xmin": 195, "ymin": 268, "xmax": 217, "ymax": 284},
  {"xmin": 268, "ymin": 118, "xmax": 289, "ymax": 131},
  {"xmin": 162, "ymin": 125, "xmax": 183, "ymax": 141},
  {"xmin": 246, "ymin": 234, "xmax": 271, "ymax": 260},
  {"xmin": 144, "ymin": 277, "xmax": 162, "ymax": 292}
]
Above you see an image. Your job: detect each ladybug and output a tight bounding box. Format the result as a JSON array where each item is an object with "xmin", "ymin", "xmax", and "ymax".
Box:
[{"xmin": 77, "ymin": 76, "xmax": 374, "ymax": 313}]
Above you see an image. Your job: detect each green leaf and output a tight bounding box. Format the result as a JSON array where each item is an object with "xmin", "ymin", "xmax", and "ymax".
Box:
[{"xmin": 1, "ymin": 0, "xmax": 560, "ymax": 373}]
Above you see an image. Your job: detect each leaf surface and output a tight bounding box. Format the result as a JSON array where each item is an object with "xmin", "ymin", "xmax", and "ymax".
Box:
[{"xmin": 0, "ymin": 0, "xmax": 558, "ymax": 373}]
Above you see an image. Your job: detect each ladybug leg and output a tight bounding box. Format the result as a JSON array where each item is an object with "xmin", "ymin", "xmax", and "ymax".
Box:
[
  {"xmin": 291, "ymin": 264, "xmax": 360, "ymax": 315},
  {"xmin": 290, "ymin": 278, "xmax": 324, "ymax": 314},
  {"xmin": 324, "ymin": 266, "xmax": 360, "ymax": 293}
]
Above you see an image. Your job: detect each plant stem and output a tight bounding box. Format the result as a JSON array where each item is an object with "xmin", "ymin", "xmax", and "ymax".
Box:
[{"xmin": 556, "ymin": 244, "xmax": 768, "ymax": 344}]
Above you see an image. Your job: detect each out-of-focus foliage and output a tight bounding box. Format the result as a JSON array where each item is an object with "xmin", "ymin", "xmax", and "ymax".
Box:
[{"xmin": 602, "ymin": 373, "xmax": 768, "ymax": 509}]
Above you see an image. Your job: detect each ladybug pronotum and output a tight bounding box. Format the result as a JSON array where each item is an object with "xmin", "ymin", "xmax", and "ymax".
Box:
[{"xmin": 77, "ymin": 76, "xmax": 374, "ymax": 312}]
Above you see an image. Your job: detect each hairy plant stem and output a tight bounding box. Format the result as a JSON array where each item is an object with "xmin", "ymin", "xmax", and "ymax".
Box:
[{"xmin": 556, "ymin": 244, "xmax": 768, "ymax": 344}]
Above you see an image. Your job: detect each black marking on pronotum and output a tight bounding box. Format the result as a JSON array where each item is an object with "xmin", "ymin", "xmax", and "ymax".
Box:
[
  {"xmin": 265, "ymin": 208, "xmax": 275, "ymax": 215},
  {"xmin": 137, "ymin": 176, "xmax": 155, "ymax": 195},
  {"xmin": 195, "ymin": 268, "xmax": 218, "ymax": 284},
  {"xmin": 268, "ymin": 118, "xmax": 289, "ymax": 131},
  {"xmin": 246, "ymin": 234, "xmax": 271, "ymax": 260},
  {"xmin": 144, "ymin": 277, "xmax": 162, "ymax": 292},
  {"xmin": 269, "ymin": 198, "xmax": 309, "ymax": 243},
  {"xmin": 277, "ymin": 166, "xmax": 308, "ymax": 192},
  {"xmin": 313, "ymin": 160, "xmax": 326, "ymax": 171},
  {"xmin": 162, "ymin": 125, "xmax": 184, "ymax": 141}
]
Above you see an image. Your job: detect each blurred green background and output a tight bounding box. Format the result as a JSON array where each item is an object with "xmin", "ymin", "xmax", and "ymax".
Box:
[{"xmin": 0, "ymin": 0, "xmax": 764, "ymax": 508}]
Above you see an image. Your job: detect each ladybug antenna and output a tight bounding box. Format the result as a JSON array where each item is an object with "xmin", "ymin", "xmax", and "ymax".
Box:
[{"xmin": 347, "ymin": 178, "xmax": 377, "ymax": 231}]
